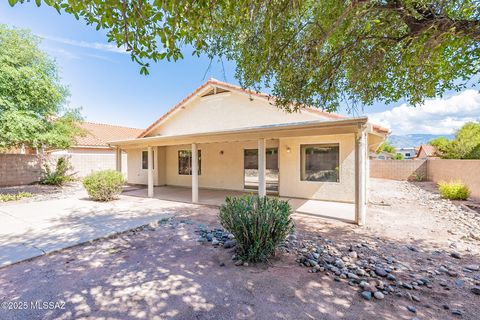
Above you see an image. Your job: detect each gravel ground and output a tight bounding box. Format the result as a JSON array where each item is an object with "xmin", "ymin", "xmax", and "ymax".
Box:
[{"xmin": 0, "ymin": 179, "xmax": 478, "ymax": 320}]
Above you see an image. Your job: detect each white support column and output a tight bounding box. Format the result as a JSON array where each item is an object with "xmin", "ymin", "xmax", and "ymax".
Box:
[
  {"xmin": 365, "ymin": 140, "xmax": 370, "ymax": 203},
  {"xmin": 355, "ymin": 128, "xmax": 367, "ymax": 225},
  {"xmin": 147, "ymin": 146, "xmax": 154, "ymax": 198},
  {"xmin": 191, "ymin": 143, "xmax": 199, "ymax": 203},
  {"xmin": 258, "ymin": 138, "xmax": 266, "ymax": 197},
  {"xmin": 115, "ymin": 147, "xmax": 122, "ymax": 172}
]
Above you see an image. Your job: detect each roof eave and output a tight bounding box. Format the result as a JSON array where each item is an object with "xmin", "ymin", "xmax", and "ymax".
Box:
[{"xmin": 109, "ymin": 117, "xmax": 370, "ymax": 147}]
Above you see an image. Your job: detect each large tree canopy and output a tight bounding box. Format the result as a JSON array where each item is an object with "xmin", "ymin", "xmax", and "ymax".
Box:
[
  {"xmin": 0, "ymin": 24, "xmax": 83, "ymax": 151},
  {"xmin": 12, "ymin": 0, "xmax": 480, "ymax": 112}
]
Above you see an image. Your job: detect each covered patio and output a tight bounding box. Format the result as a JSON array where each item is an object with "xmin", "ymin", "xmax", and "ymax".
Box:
[
  {"xmin": 111, "ymin": 117, "xmax": 386, "ymax": 225},
  {"xmin": 123, "ymin": 185, "xmax": 356, "ymax": 223}
]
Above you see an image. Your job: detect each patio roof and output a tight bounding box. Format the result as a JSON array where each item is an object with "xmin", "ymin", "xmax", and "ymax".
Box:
[{"xmin": 108, "ymin": 117, "xmax": 379, "ymax": 148}]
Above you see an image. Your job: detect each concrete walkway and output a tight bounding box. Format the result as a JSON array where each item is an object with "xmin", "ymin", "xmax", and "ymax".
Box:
[{"xmin": 0, "ymin": 190, "xmax": 191, "ymax": 267}]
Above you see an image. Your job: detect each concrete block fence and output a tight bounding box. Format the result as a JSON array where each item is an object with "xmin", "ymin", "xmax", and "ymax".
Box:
[{"xmin": 370, "ymin": 158, "xmax": 480, "ymax": 199}]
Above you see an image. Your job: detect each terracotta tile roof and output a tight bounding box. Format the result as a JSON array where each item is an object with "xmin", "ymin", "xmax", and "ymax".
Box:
[
  {"xmin": 418, "ymin": 144, "xmax": 438, "ymax": 157},
  {"xmin": 76, "ymin": 122, "xmax": 143, "ymax": 147},
  {"xmin": 138, "ymin": 78, "xmax": 390, "ymax": 137}
]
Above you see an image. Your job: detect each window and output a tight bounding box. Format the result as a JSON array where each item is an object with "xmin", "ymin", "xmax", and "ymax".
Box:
[
  {"xmin": 178, "ymin": 150, "xmax": 201, "ymax": 175},
  {"xmin": 300, "ymin": 144, "xmax": 339, "ymax": 182},
  {"xmin": 142, "ymin": 150, "xmax": 154, "ymax": 170},
  {"xmin": 405, "ymin": 153, "xmax": 411, "ymax": 157},
  {"xmin": 243, "ymin": 148, "xmax": 279, "ymax": 191}
]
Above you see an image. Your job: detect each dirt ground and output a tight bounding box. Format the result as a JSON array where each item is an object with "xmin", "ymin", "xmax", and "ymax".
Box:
[
  {"xmin": 0, "ymin": 183, "xmax": 83, "ymax": 203},
  {"xmin": 0, "ymin": 179, "xmax": 478, "ymax": 320}
]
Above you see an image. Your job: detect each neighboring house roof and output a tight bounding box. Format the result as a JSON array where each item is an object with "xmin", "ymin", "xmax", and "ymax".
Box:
[
  {"xmin": 369, "ymin": 151, "xmax": 393, "ymax": 160},
  {"xmin": 138, "ymin": 78, "xmax": 389, "ymax": 138},
  {"xmin": 417, "ymin": 144, "xmax": 439, "ymax": 157},
  {"xmin": 76, "ymin": 122, "xmax": 143, "ymax": 148}
]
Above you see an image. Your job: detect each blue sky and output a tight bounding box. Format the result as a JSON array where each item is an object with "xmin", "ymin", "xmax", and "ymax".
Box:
[{"xmin": 2, "ymin": 2, "xmax": 479, "ymax": 135}]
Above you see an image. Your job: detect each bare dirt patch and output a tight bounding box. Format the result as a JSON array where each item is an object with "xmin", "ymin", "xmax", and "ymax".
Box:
[
  {"xmin": 0, "ymin": 179, "xmax": 478, "ymax": 320},
  {"xmin": 0, "ymin": 183, "xmax": 83, "ymax": 203}
]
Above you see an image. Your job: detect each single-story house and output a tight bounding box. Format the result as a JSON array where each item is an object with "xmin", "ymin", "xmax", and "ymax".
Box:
[
  {"xmin": 369, "ymin": 151, "xmax": 393, "ymax": 160},
  {"xmin": 395, "ymin": 147, "xmax": 417, "ymax": 159},
  {"xmin": 416, "ymin": 144, "xmax": 440, "ymax": 159},
  {"xmin": 109, "ymin": 79, "xmax": 389, "ymax": 225},
  {"xmin": 50, "ymin": 122, "xmax": 143, "ymax": 177}
]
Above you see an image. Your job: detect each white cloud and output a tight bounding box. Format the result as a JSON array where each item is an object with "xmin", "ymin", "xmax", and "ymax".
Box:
[
  {"xmin": 44, "ymin": 47, "xmax": 82, "ymax": 60},
  {"xmin": 40, "ymin": 34, "xmax": 128, "ymax": 54},
  {"xmin": 368, "ymin": 90, "xmax": 480, "ymax": 135}
]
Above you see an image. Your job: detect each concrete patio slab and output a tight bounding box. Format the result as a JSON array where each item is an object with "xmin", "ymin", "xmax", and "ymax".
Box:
[
  {"xmin": 0, "ymin": 186, "xmax": 354, "ymax": 268},
  {"xmin": 0, "ymin": 193, "xmax": 179, "ymax": 267},
  {"xmin": 124, "ymin": 185, "xmax": 355, "ymax": 222}
]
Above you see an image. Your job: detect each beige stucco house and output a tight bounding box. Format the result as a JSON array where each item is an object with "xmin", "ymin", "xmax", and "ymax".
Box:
[
  {"xmin": 50, "ymin": 122, "xmax": 143, "ymax": 177},
  {"xmin": 109, "ymin": 79, "xmax": 388, "ymax": 225}
]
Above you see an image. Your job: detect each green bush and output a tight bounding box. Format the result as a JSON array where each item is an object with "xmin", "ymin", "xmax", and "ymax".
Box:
[
  {"xmin": 40, "ymin": 157, "xmax": 75, "ymax": 186},
  {"xmin": 0, "ymin": 192, "xmax": 33, "ymax": 202},
  {"xmin": 83, "ymin": 170, "xmax": 125, "ymax": 201},
  {"xmin": 219, "ymin": 195, "xmax": 294, "ymax": 263},
  {"xmin": 438, "ymin": 180, "xmax": 470, "ymax": 200}
]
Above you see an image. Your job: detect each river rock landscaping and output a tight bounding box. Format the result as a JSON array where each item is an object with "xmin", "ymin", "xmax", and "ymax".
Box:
[{"xmin": 285, "ymin": 233, "xmax": 479, "ymax": 317}]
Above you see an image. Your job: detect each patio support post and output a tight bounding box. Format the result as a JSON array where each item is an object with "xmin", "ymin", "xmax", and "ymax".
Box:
[
  {"xmin": 147, "ymin": 146, "xmax": 154, "ymax": 198},
  {"xmin": 192, "ymin": 143, "xmax": 199, "ymax": 203},
  {"xmin": 115, "ymin": 147, "xmax": 122, "ymax": 172},
  {"xmin": 355, "ymin": 127, "xmax": 367, "ymax": 226},
  {"xmin": 258, "ymin": 138, "xmax": 266, "ymax": 197}
]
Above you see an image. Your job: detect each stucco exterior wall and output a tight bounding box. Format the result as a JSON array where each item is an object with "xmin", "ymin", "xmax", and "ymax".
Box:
[
  {"xmin": 162, "ymin": 140, "xmax": 278, "ymax": 190},
  {"xmin": 148, "ymin": 91, "xmax": 324, "ymax": 137},
  {"xmin": 125, "ymin": 134, "xmax": 356, "ymax": 202},
  {"xmin": 50, "ymin": 148, "xmax": 128, "ymax": 178},
  {"xmin": 278, "ymin": 134, "xmax": 356, "ymax": 203},
  {"xmin": 127, "ymin": 147, "xmax": 160, "ymax": 185}
]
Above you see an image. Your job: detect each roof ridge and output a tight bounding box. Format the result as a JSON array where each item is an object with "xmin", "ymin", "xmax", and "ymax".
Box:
[{"xmin": 81, "ymin": 121, "xmax": 143, "ymax": 131}]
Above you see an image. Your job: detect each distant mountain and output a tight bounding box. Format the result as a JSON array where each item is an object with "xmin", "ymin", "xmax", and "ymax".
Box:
[{"xmin": 388, "ymin": 134, "xmax": 454, "ymax": 148}]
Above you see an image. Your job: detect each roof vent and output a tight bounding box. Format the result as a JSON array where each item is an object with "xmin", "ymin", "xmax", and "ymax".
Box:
[{"xmin": 201, "ymin": 87, "xmax": 230, "ymax": 97}]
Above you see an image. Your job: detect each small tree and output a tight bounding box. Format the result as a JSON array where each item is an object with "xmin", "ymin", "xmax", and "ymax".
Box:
[
  {"xmin": 430, "ymin": 122, "xmax": 480, "ymax": 159},
  {"xmin": 0, "ymin": 24, "xmax": 84, "ymax": 151},
  {"xmin": 393, "ymin": 153, "xmax": 405, "ymax": 160},
  {"xmin": 377, "ymin": 141, "xmax": 396, "ymax": 154}
]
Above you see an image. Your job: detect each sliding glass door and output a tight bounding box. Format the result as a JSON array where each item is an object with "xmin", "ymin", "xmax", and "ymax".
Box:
[{"xmin": 244, "ymin": 148, "xmax": 279, "ymax": 192}]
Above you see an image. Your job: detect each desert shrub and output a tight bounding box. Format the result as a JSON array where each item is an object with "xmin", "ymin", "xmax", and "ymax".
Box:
[
  {"xmin": 40, "ymin": 156, "xmax": 75, "ymax": 186},
  {"xmin": 438, "ymin": 180, "xmax": 470, "ymax": 200},
  {"xmin": 0, "ymin": 192, "xmax": 33, "ymax": 202},
  {"xmin": 83, "ymin": 170, "xmax": 125, "ymax": 201},
  {"xmin": 410, "ymin": 172, "xmax": 425, "ymax": 182},
  {"xmin": 219, "ymin": 195, "xmax": 294, "ymax": 262}
]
